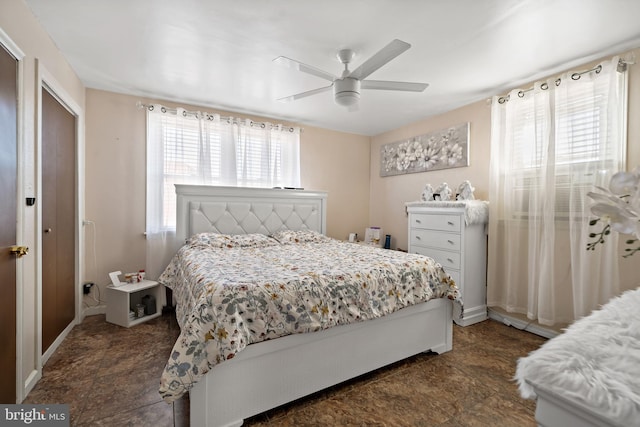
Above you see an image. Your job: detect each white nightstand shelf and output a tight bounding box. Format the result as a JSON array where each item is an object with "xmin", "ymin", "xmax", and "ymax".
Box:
[{"xmin": 106, "ymin": 280, "xmax": 163, "ymax": 327}]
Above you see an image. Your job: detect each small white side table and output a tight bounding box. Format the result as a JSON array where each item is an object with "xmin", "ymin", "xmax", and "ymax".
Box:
[{"xmin": 106, "ymin": 280, "xmax": 163, "ymax": 327}]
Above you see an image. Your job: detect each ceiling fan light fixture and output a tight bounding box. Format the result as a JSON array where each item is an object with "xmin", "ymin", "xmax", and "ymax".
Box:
[
  {"xmin": 334, "ymin": 78, "xmax": 361, "ymax": 107},
  {"xmin": 335, "ymin": 91, "xmax": 360, "ymax": 106}
]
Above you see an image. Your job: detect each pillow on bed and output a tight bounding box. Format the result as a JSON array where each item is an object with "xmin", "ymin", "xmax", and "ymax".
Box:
[
  {"xmin": 270, "ymin": 229, "xmax": 330, "ymax": 244},
  {"xmin": 187, "ymin": 232, "xmax": 277, "ymax": 248}
]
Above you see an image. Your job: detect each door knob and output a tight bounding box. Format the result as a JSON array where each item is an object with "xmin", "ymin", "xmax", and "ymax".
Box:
[
  {"xmin": 44, "ymin": 228, "xmax": 52, "ymax": 233},
  {"xmin": 9, "ymin": 246, "xmax": 29, "ymax": 258}
]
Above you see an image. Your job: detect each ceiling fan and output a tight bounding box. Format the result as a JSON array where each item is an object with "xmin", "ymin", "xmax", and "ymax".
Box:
[{"xmin": 274, "ymin": 39, "xmax": 428, "ymax": 110}]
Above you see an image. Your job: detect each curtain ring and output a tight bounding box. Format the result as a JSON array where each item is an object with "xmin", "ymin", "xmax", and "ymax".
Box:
[
  {"xmin": 517, "ymin": 90, "xmax": 525, "ymax": 98},
  {"xmin": 595, "ymin": 64, "xmax": 602, "ymax": 74},
  {"xmin": 555, "ymin": 78, "xmax": 561, "ymax": 86},
  {"xmin": 541, "ymin": 82, "xmax": 548, "ymax": 90},
  {"xmin": 289, "ymin": 127, "xmax": 294, "ymax": 132},
  {"xmin": 571, "ymin": 72, "xmax": 581, "ymax": 80},
  {"xmin": 148, "ymin": 105, "xmax": 155, "ymax": 111},
  {"xmin": 498, "ymin": 94, "xmax": 509, "ymax": 104},
  {"xmin": 182, "ymin": 110, "xmax": 187, "ymax": 117},
  {"xmin": 261, "ymin": 123, "xmax": 266, "ymax": 128},
  {"xmin": 160, "ymin": 106, "xmax": 166, "ymax": 113}
]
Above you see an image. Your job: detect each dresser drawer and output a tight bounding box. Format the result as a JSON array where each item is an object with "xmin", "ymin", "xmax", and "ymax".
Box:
[
  {"xmin": 411, "ymin": 229, "xmax": 461, "ymax": 251},
  {"xmin": 412, "ymin": 246, "xmax": 461, "ymax": 270},
  {"xmin": 410, "ymin": 213, "xmax": 461, "ymax": 233}
]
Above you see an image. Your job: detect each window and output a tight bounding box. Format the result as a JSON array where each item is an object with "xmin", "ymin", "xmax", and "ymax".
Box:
[
  {"xmin": 512, "ymin": 93, "xmax": 614, "ymax": 169},
  {"xmin": 146, "ymin": 107, "xmax": 300, "ymax": 230},
  {"xmin": 503, "ymin": 68, "xmax": 626, "ymax": 219},
  {"xmin": 488, "ymin": 56, "xmax": 628, "ymax": 324},
  {"xmin": 154, "ymin": 115, "xmax": 229, "ymax": 229}
]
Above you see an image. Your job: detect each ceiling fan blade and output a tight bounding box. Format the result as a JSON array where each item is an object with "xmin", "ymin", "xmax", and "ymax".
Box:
[
  {"xmin": 361, "ymin": 80, "xmax": 429, "ymax": 92},
  {"xmin": 277, "ymin": 84, "xmax": 333, "ymax": 102},
  {"xmin": 348, "ymin": 39, "xmax": 411, "ymax": 81},
  {"xmin": 273, "ymin": 56, "xmax": 336, "ymax": 82}
]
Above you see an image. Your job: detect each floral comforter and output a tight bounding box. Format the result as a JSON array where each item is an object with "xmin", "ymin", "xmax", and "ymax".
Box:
[{"xmin": 158, "ymin": 230, "xmax": 460, "ymax": 402}]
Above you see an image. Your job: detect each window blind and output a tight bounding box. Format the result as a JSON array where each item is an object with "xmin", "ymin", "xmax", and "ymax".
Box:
[
  {"xmin": 507, "ymin": 70, "xmax": 625, "ymax": 218},
  {"xmin": 147, "ymin": 108, "xmax": 300, "ymax": 230}
]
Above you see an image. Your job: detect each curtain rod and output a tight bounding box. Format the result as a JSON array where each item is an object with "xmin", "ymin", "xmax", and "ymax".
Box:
[
  {"xmin": 497, "ymin": 58, "xmax": 632, "ymax": 104},
  {"xmin": 136, "ymin": 101, "xmax": 300, "ymax": 133}
]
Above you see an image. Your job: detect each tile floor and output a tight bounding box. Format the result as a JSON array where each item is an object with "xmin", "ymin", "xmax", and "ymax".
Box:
[{"xmin": 24, "ymin": 313, "xmax": 546, "ymax": 426}]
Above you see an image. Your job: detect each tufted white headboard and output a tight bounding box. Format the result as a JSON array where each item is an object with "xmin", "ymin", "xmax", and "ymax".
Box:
[{"xmin": 175, "ymin": 185, "xmax": 328, "ymax": 243}]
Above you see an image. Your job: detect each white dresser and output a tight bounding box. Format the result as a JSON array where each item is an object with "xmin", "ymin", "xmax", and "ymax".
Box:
[{"xmin": 406, "ymin": 201, "xmax": 489, "ymax": 326}]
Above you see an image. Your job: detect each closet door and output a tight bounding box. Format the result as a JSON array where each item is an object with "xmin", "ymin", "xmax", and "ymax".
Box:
[
  {"xmin": 41, "ymin": 88, "xmax": 75, "ymax": 353},
  {"xmin": 0, "ymin": 43, "xmax": 18, "ymax": 403}
]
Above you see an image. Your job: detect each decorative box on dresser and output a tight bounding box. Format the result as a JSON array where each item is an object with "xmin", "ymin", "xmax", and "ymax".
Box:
[{"xmin": 406, "ymin": 200, "xmax": 489, "ymax": 326}]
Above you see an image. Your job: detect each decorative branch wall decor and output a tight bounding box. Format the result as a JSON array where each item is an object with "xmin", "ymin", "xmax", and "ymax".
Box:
[{"xmin": 380, "ymin": 122, "xmax": 469, "ymax": 177}]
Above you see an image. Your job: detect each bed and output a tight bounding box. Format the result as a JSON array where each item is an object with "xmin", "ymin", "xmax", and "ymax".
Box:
[
  {"xmin": 515, "ymin": 287, "xmax": 640, "ymax": 427},
  {"xmin": 158, "ymin": 185, "xmax": 460, "ymax": 427}
]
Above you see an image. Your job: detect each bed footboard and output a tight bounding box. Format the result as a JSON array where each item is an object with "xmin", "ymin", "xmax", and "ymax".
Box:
[{"xmin": 190, "ymin": 298, "xmax": 452, "ymax": 427}]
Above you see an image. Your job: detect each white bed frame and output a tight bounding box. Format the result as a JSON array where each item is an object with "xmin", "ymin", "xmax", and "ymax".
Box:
[{"xmin": 174, "ymin": 185, "xmax": 454, "ymax": 427}]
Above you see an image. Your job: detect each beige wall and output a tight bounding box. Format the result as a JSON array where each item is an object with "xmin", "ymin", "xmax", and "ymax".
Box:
[
  {"xmin": 84, "ymin": 89, "xmax": 371, "ymax": 286},
  {"xmin": 370, "ymin": 48, "xmax": 640, "ymax": 293},
  {"xmin": 1, "ymin": 0, "xmax": 85, "ymax": 401},
  {"xmin": 300, "ymin": 124, "xmax": 371, "ymax": 239},
  {"xmin": 370, "ymin": 101, "xmax": 491, "ymax": 251}
]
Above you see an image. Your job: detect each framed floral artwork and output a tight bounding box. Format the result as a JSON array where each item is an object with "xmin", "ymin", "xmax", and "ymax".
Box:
[{"xmin": 380, "ymin": 122, "xmax": 469, "ymax": 177}]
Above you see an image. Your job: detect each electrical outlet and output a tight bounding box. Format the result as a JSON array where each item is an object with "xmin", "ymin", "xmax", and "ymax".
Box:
[{"xmin": 83, "ymin": 282, "xmax": 95, "ymax": 294}]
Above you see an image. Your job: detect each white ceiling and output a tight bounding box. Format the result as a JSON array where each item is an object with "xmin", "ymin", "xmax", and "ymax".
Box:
[{"xmin": 24, "ymin": 0, "xmax": 640, "ymax": 136}]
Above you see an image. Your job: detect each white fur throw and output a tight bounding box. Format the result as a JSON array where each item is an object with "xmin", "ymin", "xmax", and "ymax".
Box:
[
  {"xmin": 515, "ymin": 287, "xmax": 640, "ymax": 425},
  {"xmin": 405, "ymin": 200, "xmax": 489, "ymax": 225}
]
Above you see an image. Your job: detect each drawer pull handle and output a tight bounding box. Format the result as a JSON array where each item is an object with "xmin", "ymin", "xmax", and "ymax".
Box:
[
  {"xmin": 416, "ymin": 236, "xmax": 421, "ymax": 240},
  {"xmin": 447, "ymin": 240, "xmax": 454, "ymax": 244},
  {"xmin": 415, "ymin": 219, "xmax": 421, "ymax": 224},
  {"xmin": 447, "ymin": 258, "xmax": 454, "ymax": 263},
  {"xmin": 447, "ymin": 221, "xmax": 454, "ymax": 226}
]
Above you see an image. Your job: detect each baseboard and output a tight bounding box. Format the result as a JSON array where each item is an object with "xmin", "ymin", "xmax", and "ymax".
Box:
[
  {"xmin": 83, "ymin": 304, "xmax": 106, "ymax": 317},
  {"xmin": 22, "ymin": 369, "xmax": 41, "ymax": 402},
  {"xmin": 42, "ymin": 319, "xmax": 75, "ymax": 364},
  {"xmin": 454, "ymin": 305, "xmax": 487, "ymax": 327},
  {"xmin": 488, "ymin": 308, "xmax": 560, "ymax": 339}
]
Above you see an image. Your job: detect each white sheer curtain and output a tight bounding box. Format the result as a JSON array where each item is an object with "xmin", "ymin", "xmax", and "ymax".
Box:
[
  {"xmin": 235, "ymin": 119, "xmax": 301, "ymax": 188},
  {"xmin": 145, "ymin": 105, "xmax": 301, "ymax": 279},
  {"xmin": 487, "ymin": 56, "xmax": 627, "ymax": 325}
]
